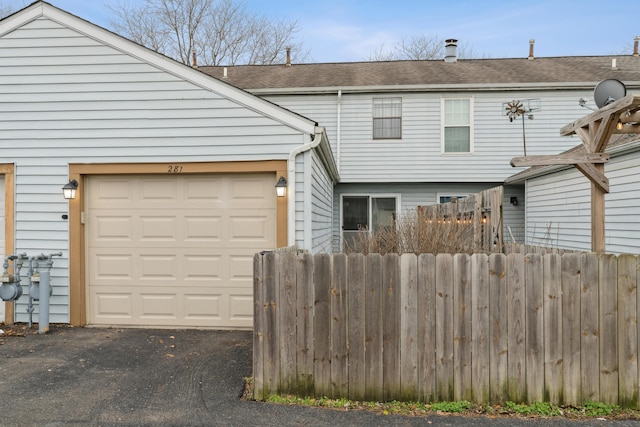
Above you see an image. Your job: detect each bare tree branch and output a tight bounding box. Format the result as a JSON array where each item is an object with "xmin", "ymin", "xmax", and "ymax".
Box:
[
  {"xmin": 108, "ymin": 0, "xmax": 308, "ymax": 66},
  {"xmin": 368, "ymin": 35, "xmax": 479, "ymax": 61}
]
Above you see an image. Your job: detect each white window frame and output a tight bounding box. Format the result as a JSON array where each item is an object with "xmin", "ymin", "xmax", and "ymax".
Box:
[
  {"xmin": 372, "ymin": 97, "xmax": 402, "ymax": 140},
  {"xmin": 441, "ymin": 97, "xmax": 474, "ymax": 154},
  {"xmin": 340, "ymin": 193, "xmax": 401, "ymax": 250}
]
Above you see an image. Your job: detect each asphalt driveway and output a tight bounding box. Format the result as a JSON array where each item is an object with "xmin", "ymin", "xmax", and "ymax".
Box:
[{"xmin": 0, "ymin": 325, "xmax": 638, "ymax": 426}]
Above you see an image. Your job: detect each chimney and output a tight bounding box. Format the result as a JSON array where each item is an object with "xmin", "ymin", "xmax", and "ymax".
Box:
[
  {"xmin": 444, "ymin": 39, "xmax": 458, "ymax": 63},
  {"xmin": 634, "ymin": 36, "xmax": 639, "ymax": 57},
  {"xmin": 192, "ymin": 49, "xmax": 198, "ymax": 68},
  {"xmin": 285, "ymin": 46, "xmax": 292, "ymax": 67},
  {"xmin": 528, "ymin": 39, "xmax": 535, "ymax": 60}
]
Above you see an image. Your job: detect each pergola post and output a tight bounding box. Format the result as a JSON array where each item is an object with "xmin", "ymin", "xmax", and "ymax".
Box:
[{"xmin": 511, "ymin": 95, "xmax": 640, "ymax": 253}]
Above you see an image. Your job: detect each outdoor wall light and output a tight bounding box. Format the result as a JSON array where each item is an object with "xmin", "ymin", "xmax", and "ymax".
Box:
[
  {"xmin": 616, "ymin": 119, "xmax": 624, "ymax": 130},
  {"xmin": 62, "ymin": 179, "xmax": 78, "ymax": 200},
  {"xmin": 510, "ymin": 196, "xmax": 518, "ymax": 206},
  {"xmin": 275, "ymin": 176, "xmax": 287, "ymax": 197}
]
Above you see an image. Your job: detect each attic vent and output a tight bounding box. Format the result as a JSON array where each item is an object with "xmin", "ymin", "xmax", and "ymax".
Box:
[{"xmin": 444, "ymin": 39, "xmax": 458, "ymax": 63}]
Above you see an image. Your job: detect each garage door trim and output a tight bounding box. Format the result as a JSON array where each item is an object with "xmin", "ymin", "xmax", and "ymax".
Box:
[{"xmin": 68, "ymin": 161, "xmax": 288, "ymax": 327}]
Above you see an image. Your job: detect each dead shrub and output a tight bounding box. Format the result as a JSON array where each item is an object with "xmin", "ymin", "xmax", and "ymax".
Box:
[{"xmin": 343, "ymin": 210, "xmax": 478, "ymax": 255}]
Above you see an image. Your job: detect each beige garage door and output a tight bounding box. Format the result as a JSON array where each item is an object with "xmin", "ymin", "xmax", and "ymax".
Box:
[{"xmin": 86, "ymin": 174, "xmax": 276, "ymax": 328}]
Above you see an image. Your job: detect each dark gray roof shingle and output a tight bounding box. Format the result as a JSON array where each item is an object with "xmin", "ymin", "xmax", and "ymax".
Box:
[{"xmin": 199, "ymin": 56, "xmax": 640, "ymax": 91}]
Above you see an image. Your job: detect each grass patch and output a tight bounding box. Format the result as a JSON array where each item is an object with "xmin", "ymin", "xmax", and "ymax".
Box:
[{"xmin": 257, "ymin": 392, "xmax": 640, "ymax": 420}]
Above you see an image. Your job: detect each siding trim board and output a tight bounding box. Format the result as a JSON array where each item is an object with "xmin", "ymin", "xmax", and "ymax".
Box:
[
  {"xmin": 68, "ymin": 161, "xmax": 287, "ymax": 326},
  {"xmin": 0, "ymin": 164, "xmax": 15, "ymax": 324}
]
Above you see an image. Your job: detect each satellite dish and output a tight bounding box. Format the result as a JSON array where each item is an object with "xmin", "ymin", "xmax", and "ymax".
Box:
[{"xmin": 593, "ymin": 79, "xmax": 626, "ymax": 108}]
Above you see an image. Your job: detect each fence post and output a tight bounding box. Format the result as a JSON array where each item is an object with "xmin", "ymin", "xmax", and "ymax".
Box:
[{"xmin": 253, "ymin": 252, "xmax": 265, "ymax": 401}]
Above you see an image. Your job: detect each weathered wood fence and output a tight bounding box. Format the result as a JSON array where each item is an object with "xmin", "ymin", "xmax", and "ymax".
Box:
[
  {"xmin": 253, "ymin": 251, "xmax": 639, "ymax": 408},
  {"xmin": 418, "ymin": 186, "xmax": 503, "ymax": 252}
]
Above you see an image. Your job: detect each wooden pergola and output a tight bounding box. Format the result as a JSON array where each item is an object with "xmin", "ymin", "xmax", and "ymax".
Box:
[{"xmin": 511, "ymin": 94, "xmax": 640, "ymax": 253}]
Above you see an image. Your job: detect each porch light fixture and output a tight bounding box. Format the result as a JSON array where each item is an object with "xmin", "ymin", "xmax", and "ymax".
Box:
[
  {"xmin": 62, "ymin": 179, "xmax": 78, "ymax": 200},
  {"xmin": 616, "ymin": 119, "xmax": 624, "ymax": 130},
  {"xmin": 275, "ymin": 176, "xmax": 287, "ymax": 197}
]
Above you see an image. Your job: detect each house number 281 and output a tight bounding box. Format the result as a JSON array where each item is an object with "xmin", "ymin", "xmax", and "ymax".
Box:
[{"xmin": 167, "ymin": 165, "xmax": 183, "ymax": 173}]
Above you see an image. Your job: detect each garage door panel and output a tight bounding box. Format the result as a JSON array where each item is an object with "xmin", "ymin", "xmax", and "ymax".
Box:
[
  {"xmin": 139, "ymin": 216, "xmax": 178, "ymax": 241},
  {"xmin": 93, "ymin": 216, "xmax": 134, "ymax": 241},
  {"xmin": 91, "ymin": 252, "xmax": 134, "ymax": 281},
  {"xmin": 87, "ymin": 173, "xmax": 276, "ymax": 328},
  {"xmin": 184, "ymin": 216, "xmax": 222, "ymax": 241}
]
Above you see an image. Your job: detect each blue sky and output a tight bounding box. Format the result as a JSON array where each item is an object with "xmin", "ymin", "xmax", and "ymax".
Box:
[{"xmin": 13, "ymin": 0, "xmax": 640, "ymax": 62}]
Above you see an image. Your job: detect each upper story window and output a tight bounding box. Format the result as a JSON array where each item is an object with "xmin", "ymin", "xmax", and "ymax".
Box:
[
  {"xmin": 373, "ymin": 97, "xmax": 402, "ymax": 139},
  {"xmin": 442, "ymin": 98, "xmax": 473, "ymax": 153}
]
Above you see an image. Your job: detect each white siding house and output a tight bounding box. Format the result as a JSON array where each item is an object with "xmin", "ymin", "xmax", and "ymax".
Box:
[
  {"xmin": 507, "ymin": 136, "xmax": 640, "ymax": 254},
  {"xmin": 0, "ymin": 2, "xmax": 337, "ymax": 328},
  {"xmin": 205, "ymin": 55, "xmax": 640, "ymax": 251}
]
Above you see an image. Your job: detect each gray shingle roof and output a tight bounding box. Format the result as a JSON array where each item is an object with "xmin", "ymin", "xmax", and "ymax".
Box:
[{"xmin": 199, "ymin": 56, "xmax": 640, "ymax": 91}]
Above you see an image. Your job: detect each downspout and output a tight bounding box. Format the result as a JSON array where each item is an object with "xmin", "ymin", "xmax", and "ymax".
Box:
[
  {"xmin": 287, "ymin": 129, "xmax": 324, "ymax": 246},
  {"xmin": 287, "ymin": 127, "xmax": 340, "ymax": 247},
  {"xmin": 336, "ymin": 89, "xmax": 342, "ymax": 172}
]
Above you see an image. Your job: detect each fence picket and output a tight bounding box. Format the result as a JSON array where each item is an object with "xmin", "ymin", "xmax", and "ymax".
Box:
[
  {"xmin": 581, "ymin": 253, "xmax": 600, "ymax": 402},
  {"xmin": 279, "ymin": 252, "xmax": 297, "ymax": 392},
  {"xmin": 471, "ymin": 253, "xmax": 490, "ymax": 404},
  {"xmin": 489, "ymin": 253, "xmax": 508, "ymax": 403},
  {"xmin": 383, "ymin": 253, "xmax": 402, "ymax": 400},
  {"xmin": 618, "ymin": 254, "xmax": 638, "ymax": 409},
  {"xmin": 263, "ymin": 251, "xmax": 279, "ymax": 397},
  {"xmin": 599, "ymin": 254, "xmax": 619, "ymax": 404},
  {"xmin": 347, "ymin": 253, "xmax": 366, "ymax": 401},
  {"xmin": 401, "ymin": 254, "xmax": 419, "ymax": 401},
  {"xmin": 418, "ymin": 253, "xmax": 437, "ymax": 403},
  {"xmin": 253, "ymin": 253, "xmax": 265, "ymax": 400},
  {"xmin": 453, "ymin": 254, "xmax": 472, "ymax": 402},
  {"xmin": 365, "ymin": 253, "xmax": 384, "ymax": 401},
  {"xmin": 562, "ymin": 253, "xmax": 582, "ymax": 405},
  {"xmin": 296, "ymin": 253, "xmax": 314, "ymax": 397},
  {"xmin": 435, "ymin": 253, "xmax": 454, "ymax": 401},
  {"xmin": 525, "ymin": 253, "xmax": 544, "ymax": 403},
  {"xmin": 313, "ymin": 253, "xmax": 332, "ymax": 398},
  {"xmin": 507, "ymin": 253, "xmax": 526, "ymax": 403},
  {"xmin": 543, "ymin": 253, "xmax": 563, "ymax": 404},
  {"xmin": 331, "ymin": 253, "xmax": 348, "ymax": 397}
]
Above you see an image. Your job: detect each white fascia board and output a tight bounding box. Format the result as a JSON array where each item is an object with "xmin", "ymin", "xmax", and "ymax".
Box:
[{"xmin": 5, "ymin": 2, "xmax": 317, "ymax": 136}]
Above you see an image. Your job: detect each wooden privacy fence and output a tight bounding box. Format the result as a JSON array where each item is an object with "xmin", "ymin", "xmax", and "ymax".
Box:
[
  {"xmin": 418, "ymin": 186, "xmax": 503, "ymax": 252},
  {"xmin": 253, "ymin": 251, "xmax": 640, "ymax": 408}
]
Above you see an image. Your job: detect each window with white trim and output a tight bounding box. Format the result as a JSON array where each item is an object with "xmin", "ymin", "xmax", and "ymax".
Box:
[
  {"xmin": 373, "ymin": 97, "xmax": 402, "ymax": 139},
  {"xmin": 341, "ymin": 195, "xmax": 399, "ymax": 249},
  {"xmin": 442, "ymin": 98, "xmax": 472, "ymax": 153}
]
